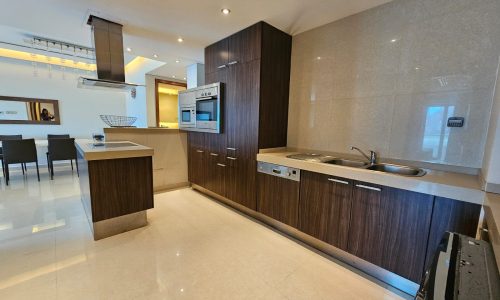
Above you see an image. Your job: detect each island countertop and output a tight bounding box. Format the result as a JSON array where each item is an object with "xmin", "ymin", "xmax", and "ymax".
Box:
[{"xmin": 75, "ymin": 140, "xmax": 154, "ymax": 161}]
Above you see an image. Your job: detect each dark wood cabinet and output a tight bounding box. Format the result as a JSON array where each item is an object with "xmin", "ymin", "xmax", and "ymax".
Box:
[
  {"xmin": 204, "ymin": 39, "xmax": 228, "ymax": 74},
  {"xmin": 188, "ymin": 145, "xmax": 207, "ymax": 188},
  {"xmin": 257, "ymin": 172, "xmax": 300, "ymax": 227},
  {"xmin": 424, "ymin": 196, "xmax": 481, "ymax": 271},
  {"xmin": 347, "ymin": 181, "xmax": 434, "ymax": 282},
  {"xmin": 298, "ymin": 171, "xmax": 352, "ymax": 250},
  {"xmin": 189, "ymin": 21, "xmax": 291, "ymax": 211}
]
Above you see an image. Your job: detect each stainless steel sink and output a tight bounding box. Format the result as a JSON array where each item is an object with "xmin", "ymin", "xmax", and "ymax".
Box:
[
  {"xmin": 324, "ymin": 158, "xmax": 368, "ymax": 168},
  {"xmin": 365, "ymin": 163, "xmax": 426, "ymax": 177}
]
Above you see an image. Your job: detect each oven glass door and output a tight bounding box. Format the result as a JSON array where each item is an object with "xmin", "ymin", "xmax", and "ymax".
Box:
[{"xmin": 196, "ymin": 99, "xmax": 218, "ymax": 122}]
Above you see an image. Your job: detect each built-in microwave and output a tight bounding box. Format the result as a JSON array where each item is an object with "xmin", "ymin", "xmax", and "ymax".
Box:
[{"xmin": 178, "ymin": 82, "xmax": 222, "ymax": 133}]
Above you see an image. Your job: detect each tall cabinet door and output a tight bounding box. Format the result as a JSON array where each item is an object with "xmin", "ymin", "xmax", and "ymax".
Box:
[
  {"xmin": 227, "ymin": 23, "xmax": 261, "ymax": 65},
  {"xmin": 226, "ymin": 60, "xmax": 260, "ymax": 159},
  {"xmin": 226, "ymin": 157, "xmax": 257, "ymax": 210},
  {"xmin": 205, "ymin": 39, "xmax": 228, "ymax": 74},
  {"xmin": 298, "ymin": 171, "xmax": 352, "ymax": 250}
]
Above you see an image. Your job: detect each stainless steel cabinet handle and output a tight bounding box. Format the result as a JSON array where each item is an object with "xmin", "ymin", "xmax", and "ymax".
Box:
[
  {"xmin": 217, "ymin": 64, "xmax": 227, "ymax": 69},
  {"xmin": 227, "ymin": 157, "xmax": 237, "ymax": 160},
  {"xmin": 216, "ymin": 163, "xmax": 226, "ymax": 167},
  {"xmin": 355, "ymin": 184, "xmax": 381, "ymax": 192},
  {"xmin": 328, "ymin": 178, "xmax": 349, "ymax": 185},
  {"xmin": 227, "ymin": 61, "xmax": 238, "ymax": 65},
  {"xmin": 196, "ymin": 150, "xmax": 204, "ymax": 153},
  {"xmin": 210, "ymin": 153, "xmax": 219, "ymax": 156},
  {"xmin": 480, "ymin": 228, "xmax": 489, "ymax": 232},
  {"xmin": 226, "ymin": 147, "xmax": 237, "ymax": 151}
]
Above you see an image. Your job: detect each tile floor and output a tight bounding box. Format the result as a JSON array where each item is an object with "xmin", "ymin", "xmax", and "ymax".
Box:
[{"xmin": 0, "ymin": 167, "xmax": 410, "ymax": 299}]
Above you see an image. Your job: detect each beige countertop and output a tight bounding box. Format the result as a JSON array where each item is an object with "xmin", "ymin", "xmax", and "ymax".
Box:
[
  {"xmin": 76, "ymin": 140, "xmax": 154, "ymax": 161},
  {"xmin": 257, "ymin": 150, "xmax": 485, "ymax": 205},
  {"xmin": 104, "ymin": 127, "xmax": 182, "ymax": 134},
  {"xmin": 483, "ymin": 193, "xmax": 500, "ymax": 270}
]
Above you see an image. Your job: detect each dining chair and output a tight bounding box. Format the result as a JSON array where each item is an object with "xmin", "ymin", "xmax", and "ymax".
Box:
[
  {"xmin": 2, "ymin": 139, "xmax": 40, "ymax": 185},
  {"xmin": 46, "ymin": 134, "xmax": 70, "ymax": 172},
  {"xmin": 47, "ymin": 138, "xmax": 78, "ymax": 180},
  {"xmin": 0, "ymin": 135, "xmax": 25, "ymax": 178}
]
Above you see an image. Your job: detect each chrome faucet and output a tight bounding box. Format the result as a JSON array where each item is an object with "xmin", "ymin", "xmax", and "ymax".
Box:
[{"xmin": 350, "ymin": 146, "xmax": 377, "ymax": 165}]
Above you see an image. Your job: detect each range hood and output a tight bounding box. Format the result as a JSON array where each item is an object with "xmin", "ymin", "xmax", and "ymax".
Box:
[{"xmin": 78, "ymin": 15, "xmax": 140, "ymax": 91}]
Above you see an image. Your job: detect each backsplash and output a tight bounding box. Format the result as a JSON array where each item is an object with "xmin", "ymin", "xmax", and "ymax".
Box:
[{"xmin": 287, "ymin": 0, "xmax": 500, "ymax": 168}]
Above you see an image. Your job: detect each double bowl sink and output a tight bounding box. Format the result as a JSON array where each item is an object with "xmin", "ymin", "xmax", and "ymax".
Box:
[{"xmin": 286, "ymin": 153, "xmax": 426, "ymax": 177}]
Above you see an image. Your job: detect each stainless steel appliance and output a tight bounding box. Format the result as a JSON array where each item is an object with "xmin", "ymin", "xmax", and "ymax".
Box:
[
  {"xmin": 178, "ymin": 82, "xmax": 222, "ymax": 133},
  {"xmin": 257, "ymin": 162, "xmax": 300, "ymax": 181},
  {"xmin": 416, "ymin": 232, "xmax": 500, "ymax": 299}
]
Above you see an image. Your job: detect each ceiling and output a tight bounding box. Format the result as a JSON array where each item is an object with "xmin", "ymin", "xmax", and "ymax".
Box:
[{"xmin": 0, "ymin": 0, "xmax": 391, "ymax": 79}]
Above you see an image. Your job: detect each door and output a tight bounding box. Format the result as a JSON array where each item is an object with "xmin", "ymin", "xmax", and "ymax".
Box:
[
  {"xmin": 227, "ymin": 23, "xmax": 261, "ymax": 65},
  {"xmin": 188, "ymin": 145, "xmax": 207, "ymax": 188},
  {"xmin": 347, "ymin": 182, "xmax": 434, "ymax": 282},
  {"xmin": 205, "ymin": 39, "xmax": 228, "ymax": 74},
  {"xmin": 298, "ymin": 171, "xmax": 352, "ymax": 250},
  {"xmin": 226, "ymin": 60, "xmax": 260, "ymax": 159},
  {"xmin": 257, "ymin": 172, "xmax": 300, "ymax": 228},
  {"xmin": 226, "ymin": 158, "xmax": 257, "ymax": 210}
]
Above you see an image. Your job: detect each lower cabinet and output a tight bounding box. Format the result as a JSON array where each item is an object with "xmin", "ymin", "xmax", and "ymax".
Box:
[
  {"xmin": 347, "ymin": 181, "xmax": 434, "ymax": 283},
  {"xmin": 226, "ymin": 158, "xmax": 257, "ymax": 210},
  {"xmin": 298, "ymin": 171, "xmax": 352, "ymax": 251},
  {"xmin": 257, "ymin": 172, "xmax": 300, "ymax": 227},
  {"xmin": 188, "ymin": 146, "xmax": 208, "ymax": 188}
]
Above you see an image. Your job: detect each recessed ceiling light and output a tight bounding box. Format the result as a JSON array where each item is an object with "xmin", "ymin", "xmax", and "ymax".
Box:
[
  {"xmin": 316, "ymin": 56, "xmax": 321, "ymax": 60},
  {"xmin": 153, "ymin": 54, "xmax": 158, "ymax": 58},
  {"xmin": 172, "ymin": 75, "xmax": 176, "ymax": 78},
  {"xmin": 126, "ymin": 47, "xmax": 132, "ymax": 52},
  {"xmin": 391, "ymin": 39, "xmax": 397, "ymax": 43},
  {"xmin": 175, "ymin": 60, "xmax": 180, "ymax": 63},
  {"xmin": 183, "ymin": 77, "xmax": 186, "ymax": 80},
  {"xmin": 221, "ymin": 8, "xmax": 231, "ymax": 15},
  {"xmin": 177, "ymin": 37, "xmax": 183, "ymax": 43}
]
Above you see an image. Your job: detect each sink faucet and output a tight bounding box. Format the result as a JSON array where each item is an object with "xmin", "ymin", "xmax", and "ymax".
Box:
[{"xmin": 350, "ymin": 146, "xmax": 377, "ymax": 165}]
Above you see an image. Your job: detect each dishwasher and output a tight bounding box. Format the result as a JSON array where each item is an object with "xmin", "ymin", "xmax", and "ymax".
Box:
[{"xmin": 257, "ymin": 162, "xmax": 301, "ymax": 228}]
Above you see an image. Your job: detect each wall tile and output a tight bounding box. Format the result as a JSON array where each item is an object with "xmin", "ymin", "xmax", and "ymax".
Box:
[{"xmin": 287, "ymin": 0, "xmax": 500, "ymax": 167}]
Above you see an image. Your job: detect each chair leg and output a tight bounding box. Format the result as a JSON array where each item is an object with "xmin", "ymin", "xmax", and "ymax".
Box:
[
  {"xmin": 71, "ymin": 160, "xmax": 74, "ymax": 171},
  {"xmin": 5, "ymin": 164, "xmax": 9, "ymax": 186},
  {"xmin": 21, "ymin": 163, "xmax": 25, "ymax": 175},
  {"xmin": 46, "ymin": 153, "xmax": 50, "ymax": 173},
  {"xmin": 1, "ymin": 158, "xmax": 4, "ymax": 178},
  {"xmin": 36, "ymin": 162, "xmax": 40, "ymax": 182},
  {"xmin": 50, "ymin": 159, "xmax": 54, "ymax": 180},
  {"xmin": 75, "ymin": 158, "xmax": 79, "ymax": 177}
]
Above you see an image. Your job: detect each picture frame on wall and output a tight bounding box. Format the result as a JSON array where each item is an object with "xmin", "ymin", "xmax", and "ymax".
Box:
[{"xmin": 0, "ymin": 96, "xmax": 60, "ymax": 125}]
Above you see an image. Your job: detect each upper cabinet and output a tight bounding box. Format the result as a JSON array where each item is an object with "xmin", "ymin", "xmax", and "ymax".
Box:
[
  {"xmin": 227, "ymin": 24, "xmax": 262, "ymax": 65},
  {"xmin": 205, "ymin": 39, "xmax": 229, "ymax": 74}
]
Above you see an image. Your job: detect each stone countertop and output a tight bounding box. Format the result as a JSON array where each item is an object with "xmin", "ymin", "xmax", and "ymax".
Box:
[
  {"xmin": 257, "ymin": 150, "xmax": 485, "ymax": 205},
  {"xmin": 75, "ymin": 140, "xmax": 154, "ymax": 161},
  {"xmin": 104, "ymin": 127, "xmax": 182, "ymax": 134}
]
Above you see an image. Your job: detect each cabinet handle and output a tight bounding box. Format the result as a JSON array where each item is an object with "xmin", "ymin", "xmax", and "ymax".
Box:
[
  {"xmin": 226, "ymin": 147, "xmax": 237, "ymax": 151},
  {"xmin": 217, "ymin": 64, "xmax": 227, "ymax": 69},
  {"xmin": 355, "ymin": 184, "xmax": 381, "ymax": 192},
  {"xmin": 228, "ymin": 61, "xmax": 239, "ymax": 65},
  {"xmin": 217, "ymin": 163, "xmax": 226, "ymax": 167},
  {"xmin": 210, "ymin": 153, "xmax": 219, "ymax": 156},
  {"xmin": 328, "ymin": 178, "xmax": 349, "ymax": 185},
  {"xmin": 480, "ymin": 228, "xmax": 489, "ymax": 233},
  {"xmin": 227, "ymin": 156, "xmax": 237, "ymax": 160},
  {"xmin": 196, "ymin": 150, "xmax": 204, "ymax": 153}
]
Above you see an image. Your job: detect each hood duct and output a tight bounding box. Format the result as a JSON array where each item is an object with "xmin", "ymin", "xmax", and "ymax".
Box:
[{"xmin": 78, "ymin": 15, "xmax": 140, "ymax": 91}]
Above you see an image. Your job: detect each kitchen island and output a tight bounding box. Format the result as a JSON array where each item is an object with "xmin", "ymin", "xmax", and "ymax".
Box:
[{"xmin": 76, "ymin": 140, "xmax": 154, "ymax": 240}]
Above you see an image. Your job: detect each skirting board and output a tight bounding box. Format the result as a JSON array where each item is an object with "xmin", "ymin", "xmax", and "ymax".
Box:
[{"xmin": 191, "ymin": 184, "xmax": 419, "ymax": 297}]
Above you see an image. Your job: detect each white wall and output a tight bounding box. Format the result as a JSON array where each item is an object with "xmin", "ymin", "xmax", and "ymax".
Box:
[
  {"xmin": 482, "ymin": 58, "xmax": 500, "ymax": 187},
  {"xmin": 0, "ymin": 57, "xmax": 127, "ymax": 139}
]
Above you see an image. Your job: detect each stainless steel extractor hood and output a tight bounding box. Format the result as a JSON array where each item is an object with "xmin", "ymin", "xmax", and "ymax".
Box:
[{"xmin": 78, "ymin": 15, "xmax": 140, "ymax": 91}]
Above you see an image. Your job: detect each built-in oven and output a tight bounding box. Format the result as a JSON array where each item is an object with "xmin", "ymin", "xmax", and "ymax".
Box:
[{"xmin": 178, "ymin": 83, "xmax": 222, "ymax": 133}]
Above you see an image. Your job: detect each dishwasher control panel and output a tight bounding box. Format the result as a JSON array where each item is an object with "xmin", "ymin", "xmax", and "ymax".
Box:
[{"xmin": 257, "ymin": 162, "xmax": 300, "ymax": 182}]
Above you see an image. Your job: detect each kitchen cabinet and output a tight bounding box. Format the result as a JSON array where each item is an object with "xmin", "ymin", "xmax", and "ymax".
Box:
[
  {"xmin": 188, "ymin": 144, "xmax": 207, "ymax": 188},
  {"xmin": 188, "ymin": 21, "xmax": 291, "ymax": 211},
  {"xmin": 424, "ymin": 196, "xmax": 481, "ymax": 271},
  {"xmin": 257, "ymin": 172, "xmax": 300, "ymax": 227},
  {"xmin": 347, "ymin": 182, "xmax": 434, "ymax": 282},
  {"xmin": 298, "ymin": 171, "xmax": 352, "ymax": 250}
]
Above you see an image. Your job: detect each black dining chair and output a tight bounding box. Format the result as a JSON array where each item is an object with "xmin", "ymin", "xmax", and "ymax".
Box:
[
  {"xmin": 47, "ymin": 138, "xmax": 78, "ymax": 180},
  {"xmin": 0, "ymin": 135, "xmax": 26, "ymax": 178},
  {"xmin": 46, "ymin": 134, "xmax": 70, "ymax": 172},
  {"xmin": 2, "ymin": 139, "xmax": 40, "ymax": 185}
]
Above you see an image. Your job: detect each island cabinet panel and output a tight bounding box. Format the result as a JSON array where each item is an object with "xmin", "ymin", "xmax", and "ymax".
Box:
[
  {"xmin": 424, "ymin": 197, "xmax": 481, "ymax": 271},
  {"xmin": 87, "ymin": 156, "xmax": 153, "ymax": 222},
  {"xmin": 347, "ymin": 182, "xmax": 434, "ymax": 282},
  {"xmin": 257, "ymin": 172, "xmax": 300, "ymax": 227},
  {"xmin": 298, "ymin": 171, "xmax": 352, "ymax": 250}
]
